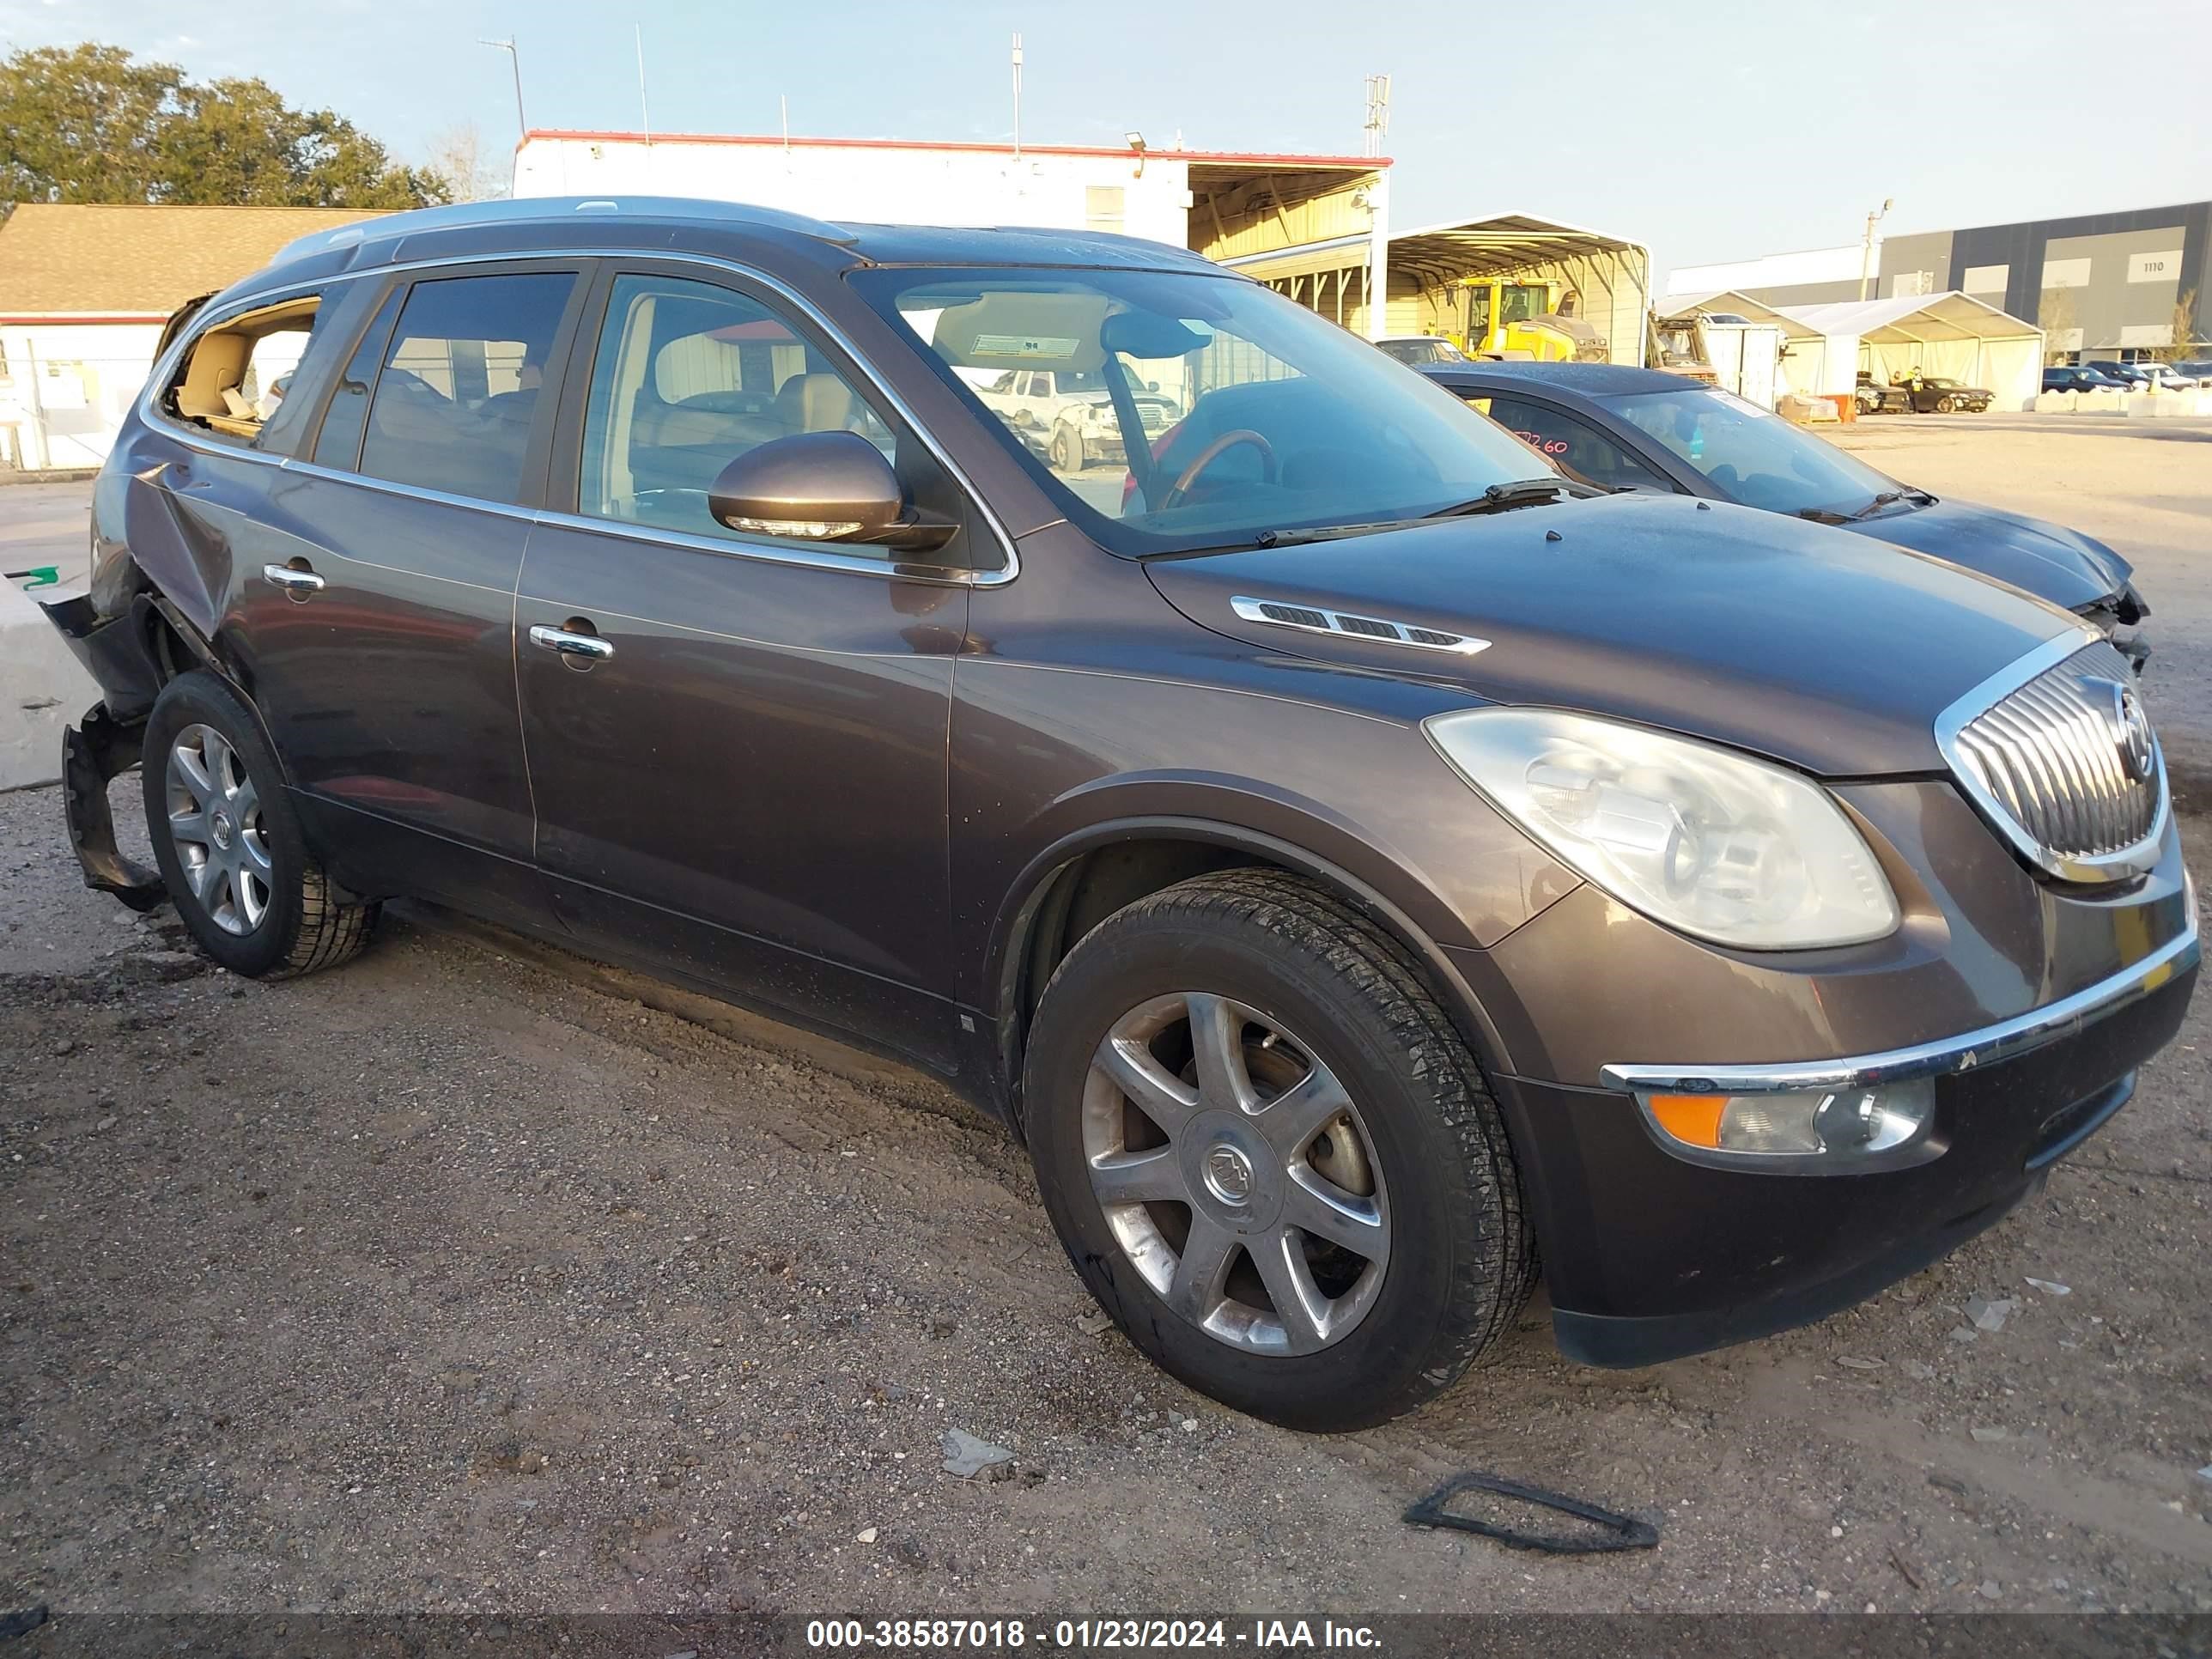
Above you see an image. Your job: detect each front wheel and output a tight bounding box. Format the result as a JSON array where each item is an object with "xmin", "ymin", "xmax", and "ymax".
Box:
[
  {"xmin": 1022, "ymin": 870, "xmax": 1534, "ymax": 1431},
  {"xmin": 143, "ymin": 669, "xmax": 378, "ymax": 979},
  {"xmin": 1935, "ymin": 394, "xmax": 1955, "ymax": 412}
]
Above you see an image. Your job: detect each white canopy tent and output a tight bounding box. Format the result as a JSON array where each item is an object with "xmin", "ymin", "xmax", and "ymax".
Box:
[
  {"xmin": 1663, "ymin": 289, "xmax": 1841, "ymax": 398},
  {"xmin": 1781, "ymin": 292, "xmax": 2045, "ymax": 412}
]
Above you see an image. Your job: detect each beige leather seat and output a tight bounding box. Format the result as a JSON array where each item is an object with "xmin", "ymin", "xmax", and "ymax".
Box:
[{"xmin": 773, "ymin": 372, "xmax": 858, "ymax": 434}]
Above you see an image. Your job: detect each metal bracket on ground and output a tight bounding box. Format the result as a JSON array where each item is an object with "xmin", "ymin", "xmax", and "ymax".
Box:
[{"xmin": 1403, "ymin": 1471, "xmax": 1659, "ymax": 1554}]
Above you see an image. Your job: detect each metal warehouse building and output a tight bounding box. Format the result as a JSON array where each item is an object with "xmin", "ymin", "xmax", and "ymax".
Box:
[{"xmin": 1668, "ymin": 199, "xmax": 2212, "ymax": 363}]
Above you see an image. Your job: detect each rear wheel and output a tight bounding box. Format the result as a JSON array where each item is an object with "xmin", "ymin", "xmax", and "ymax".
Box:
[
  {"xmin": 1023, "ymin": 869, "xmax": 1534, "ymax": 1431},
  {"xmin": 143, "ymin": 670, "xmax": 378, "ymax": 979}
]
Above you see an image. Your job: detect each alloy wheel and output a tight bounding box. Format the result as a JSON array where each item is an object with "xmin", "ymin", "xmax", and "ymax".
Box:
[
  {"xmin": 165, "ymin": 723, "xmax": 273, "ymax": 935},
  {"xmin": 1081, "ymin": 992, "xmax": 1389, "ymax": 1355}
]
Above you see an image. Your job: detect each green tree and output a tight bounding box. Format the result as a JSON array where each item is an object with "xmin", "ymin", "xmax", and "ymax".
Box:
[
  {"xmin": 2161, "ymin": 288, "xmax": 2201, "ymax": 363},
  {"xmin": 0, "ymin": 42, "xmax": 447, "ymax": 209}
]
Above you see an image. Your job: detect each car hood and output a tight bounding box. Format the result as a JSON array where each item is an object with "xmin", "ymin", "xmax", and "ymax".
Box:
[
  {"xmin": 1146, "ymin": 495, "xmax": 2082, "ymax": 777},
  {"xmin": 1846, "ymin": 495, "xmax": 2133, "ymax": 611}
]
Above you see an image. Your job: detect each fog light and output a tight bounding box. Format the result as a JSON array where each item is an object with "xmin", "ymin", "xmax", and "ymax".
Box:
[{"xmin": 1643, "ymin": 1079, "xmax": 1934, "ymax": 1162}]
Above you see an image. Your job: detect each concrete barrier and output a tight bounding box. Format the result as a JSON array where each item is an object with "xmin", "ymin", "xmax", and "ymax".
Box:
[
  {"xmin": 2033, "ymin": 388, "xmax": 2210, "ymax": 417},
  {"xmin": 1, "ymin": 578, "xmax": 99, "ymax": 791}
]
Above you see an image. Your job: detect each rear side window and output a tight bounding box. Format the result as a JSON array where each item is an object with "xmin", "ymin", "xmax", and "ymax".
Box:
[
  {"xmin": 310, "ymin": 286, "xmax": 403, "ymax": 472},
  {"xmin": 162, "ymin": 294, "xmax": 326, "ymax": 450},
  {"xmin": 356, "ymin": 272, "xmax": 575, "ymax": 505}
]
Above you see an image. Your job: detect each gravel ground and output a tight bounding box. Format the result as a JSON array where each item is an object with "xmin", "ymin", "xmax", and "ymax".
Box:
[{"xmin": 3, "ymin": 422, "xmax": 2211, "ymax": 1622}]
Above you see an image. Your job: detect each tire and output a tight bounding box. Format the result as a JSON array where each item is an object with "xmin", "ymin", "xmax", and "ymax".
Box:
[
  {"xmin": 1935, "ymin": 394, "xmax": 1955, "ymax": 412},
  {"xmin": 142, "ymin": 669, "xmax": 378, "ymax": 979},
  {"xmin": 1022, "ymin": 868, "xmax": 1535, "ymax": 1431},
  {"xmin": 1050, "ymin": 428, "xmax": 1075, "ymax": 472}
]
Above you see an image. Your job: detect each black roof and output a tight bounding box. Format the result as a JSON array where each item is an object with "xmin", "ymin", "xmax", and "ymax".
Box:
[{"xmin": 1416, "ymin": 361, "xmax": 1692, "ymax": 398}]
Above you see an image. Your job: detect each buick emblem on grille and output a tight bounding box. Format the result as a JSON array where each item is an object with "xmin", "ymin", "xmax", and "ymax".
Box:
[{"xmin": 2101, "ymin": 679, "xmax": 2155, "ymax": 783}]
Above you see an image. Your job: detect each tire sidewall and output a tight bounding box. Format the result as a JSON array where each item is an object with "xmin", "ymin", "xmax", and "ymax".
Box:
[
  {"xmin": 1025, "ymin": 908, "xmax": 1495, "ymax": 1431},
  {"xmin": 142, "ymin": 670, "xmax": 310, "ymax": 977}
]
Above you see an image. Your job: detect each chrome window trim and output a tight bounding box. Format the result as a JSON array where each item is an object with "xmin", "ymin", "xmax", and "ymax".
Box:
[
  {"xmin": 1933, "ymin": 627, "xmax": 2167, "ymax": 884},
  {"xmin": 276, "ymin": 455, "xmax": 544, "ymax": 527},
  {"xmin": 135, "ymin": 245, "xmax": 1018, "ymax": 588},
  {"xmin": 1599, "ymin": 893, "xmax": 2197, "ymax": 1096},
  {"xmin": 1229, "ymin": 595, "xmax": 1491, "ymax": 656},
  {"xmin": 527, "ymin": 506, "xmax": 998, "ymax": 586}
]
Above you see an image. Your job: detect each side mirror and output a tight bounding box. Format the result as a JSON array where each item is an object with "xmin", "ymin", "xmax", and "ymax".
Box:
[{"xmin": 708, "ymin": 431, "xmax": 953, "ymax": 554}]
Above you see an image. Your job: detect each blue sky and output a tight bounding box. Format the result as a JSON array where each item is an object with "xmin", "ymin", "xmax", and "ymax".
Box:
[{"xmin": 6, "ymin": 0, "xmax": 2208, "ymax": 278}]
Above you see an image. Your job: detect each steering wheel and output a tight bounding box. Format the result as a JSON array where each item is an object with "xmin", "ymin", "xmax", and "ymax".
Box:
[{"xmin": 1156, "ymin": 428, "xmax": 1275, "ymax": 511}]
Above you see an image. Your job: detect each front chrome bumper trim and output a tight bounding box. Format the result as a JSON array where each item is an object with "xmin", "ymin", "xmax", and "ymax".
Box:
[{"xmin": 1599, "ymin": 896, "xmax": 2198, "ymax": 1096}]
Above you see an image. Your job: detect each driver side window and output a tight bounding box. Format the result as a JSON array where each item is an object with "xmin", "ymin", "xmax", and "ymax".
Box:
[
  {"xmin": 576, "ymin": 273, "xmax": 909, "ymax": 550},
  {"xmin": 1482, "ymin": 396, "xmax": 1671, "ymax": 494}
]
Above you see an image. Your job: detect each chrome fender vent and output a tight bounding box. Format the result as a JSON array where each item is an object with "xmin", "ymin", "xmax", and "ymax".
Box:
[{"xmin": 1230, "ymin": 595, "xmax": 1489, "ymax": 656}]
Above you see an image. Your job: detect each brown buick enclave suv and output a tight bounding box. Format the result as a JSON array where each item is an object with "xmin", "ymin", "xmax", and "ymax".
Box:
[{"xmin": 45, "ymin": 198, "xmax": 2198, "ymax": 1430}]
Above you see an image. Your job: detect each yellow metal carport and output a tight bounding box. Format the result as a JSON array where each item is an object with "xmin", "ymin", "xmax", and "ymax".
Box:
[{"xmin": 1224, "ymin": 210, "xmax": 1651, "ymax": 364}]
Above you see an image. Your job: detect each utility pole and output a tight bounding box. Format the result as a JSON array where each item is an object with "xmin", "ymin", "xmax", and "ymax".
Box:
[
  {"xmin": 478, "ymin": 38, "xmax": 526, "ymax": 138},
  {"xmin": 1011, "ymin": 33, "xmax": 1024, "ymax": 158},
  {"xmin": 1858, "ymin": 198, "xmax": 1893, "ymax": 302}
]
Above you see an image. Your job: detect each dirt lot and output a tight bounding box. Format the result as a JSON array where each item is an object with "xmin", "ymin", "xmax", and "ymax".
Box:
[{"xmin": 3, "ymin": 421, "xmax": 2211, "ymax": 1626}]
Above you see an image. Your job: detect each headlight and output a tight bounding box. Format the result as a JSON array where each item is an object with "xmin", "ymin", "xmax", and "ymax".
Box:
[{"xmin": 1424, "ymin": 708, "xmax": 1899, "ymax": 949}]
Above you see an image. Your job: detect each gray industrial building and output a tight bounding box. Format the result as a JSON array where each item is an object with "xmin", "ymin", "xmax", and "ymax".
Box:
[{"xmin": 1668, "ymin": 200, "xmax": 2211, "ymax": 363}]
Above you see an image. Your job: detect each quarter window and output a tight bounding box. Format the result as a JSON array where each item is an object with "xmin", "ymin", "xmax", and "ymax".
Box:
[
  {"xmin": 576, "ymin": 273, "xmax": 909, "ymax": 550},
  {"xmin": 356, "ymin": 271, "xmax": 575, "ymax": 504},
  {"xmin": 163, "ymin": 294, "xmax": 327, "ymax": 449}
]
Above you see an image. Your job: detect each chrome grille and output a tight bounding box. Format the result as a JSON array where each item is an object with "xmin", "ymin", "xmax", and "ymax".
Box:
[{"xmin": 1943, "ymin": 639, "xmax": 2162, "ymax": 879}]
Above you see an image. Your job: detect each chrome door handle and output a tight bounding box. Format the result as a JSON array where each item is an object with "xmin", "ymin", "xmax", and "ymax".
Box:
[
  {"xmin": 262, "ymin": 563, "xmax": 325, "ymax": 593},
  {"xmin": 529, "ymin": 624, "xmax": 614, "ymax": 661}
]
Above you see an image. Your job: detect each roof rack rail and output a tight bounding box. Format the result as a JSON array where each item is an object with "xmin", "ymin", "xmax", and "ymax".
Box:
[{"xmin": 267, "ymin": 195, "xmax": 855, "ymax": 268}]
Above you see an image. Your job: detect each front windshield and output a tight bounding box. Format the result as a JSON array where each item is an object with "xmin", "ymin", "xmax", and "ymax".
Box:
[
  {"xmin": 854, "ymin": 267, "xmax": 1544, "ymax": 554},
  {"xmin": 1604, "ymin": 386, "xmax": 1901, "ymax": 519}
]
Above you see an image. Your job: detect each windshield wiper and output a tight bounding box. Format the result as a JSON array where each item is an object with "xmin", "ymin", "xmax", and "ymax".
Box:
[
  {"xmin": 1844, "ymin": 487, "xmax": 1933, "ymax": 521},
  {"xmin": 1424, "ymin": 478, "xmax": 1569, "ymax": 518},
  {"xmin": 1801, "ymin": 484, "xmax": 1935, "ymax": 526},
  {"xmin": 1139, "ymin": 479, "xmax": 1574, "ymax": 558}
]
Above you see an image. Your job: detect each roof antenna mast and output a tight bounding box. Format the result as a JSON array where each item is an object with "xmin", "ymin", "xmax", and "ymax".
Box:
[
  {"xmin": 635, "ymin": 24, "xmax": 650, "ymax": 144},
  {"xmin": 1011, "ymin": 33, "xmax": 1023, "ymax": 160},
  {"xmin": 1363, "ymin": 73, "xmax": 1390, "ymax": 157}
]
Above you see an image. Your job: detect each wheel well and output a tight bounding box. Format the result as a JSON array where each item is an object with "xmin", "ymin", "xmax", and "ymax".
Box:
[
  {"xmin": 143, "ymin": 601, "xmax": 195, "ymax": 684},
  {"xmin": 1009, "ymin": 837, "xmax": 1262, "ymax": 1061},
  {"xmin": 995, "ymin": 827, "xmax": 1518, "ymax": 1138}
]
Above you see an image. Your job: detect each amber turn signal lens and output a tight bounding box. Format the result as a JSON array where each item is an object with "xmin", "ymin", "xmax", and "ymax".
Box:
[{"xmin": 1645, "ymin": 1092, "xmax": 1726, "ymax": 1149}]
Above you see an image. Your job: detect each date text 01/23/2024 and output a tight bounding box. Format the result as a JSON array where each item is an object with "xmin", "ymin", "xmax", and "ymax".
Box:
[{"xmin": 804, "ymin": 1618, "xmax": 1382, "ymax": 1650}]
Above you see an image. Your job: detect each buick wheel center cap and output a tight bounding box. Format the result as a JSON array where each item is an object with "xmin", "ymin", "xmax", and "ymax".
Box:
[
  {"xmin": 1203, "ymin": 1144, "xmax": 1255, "ymax": 1206},
  {"xmin": 211, "ymin": 811, "xmax": 235, "ymax": 850}
]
